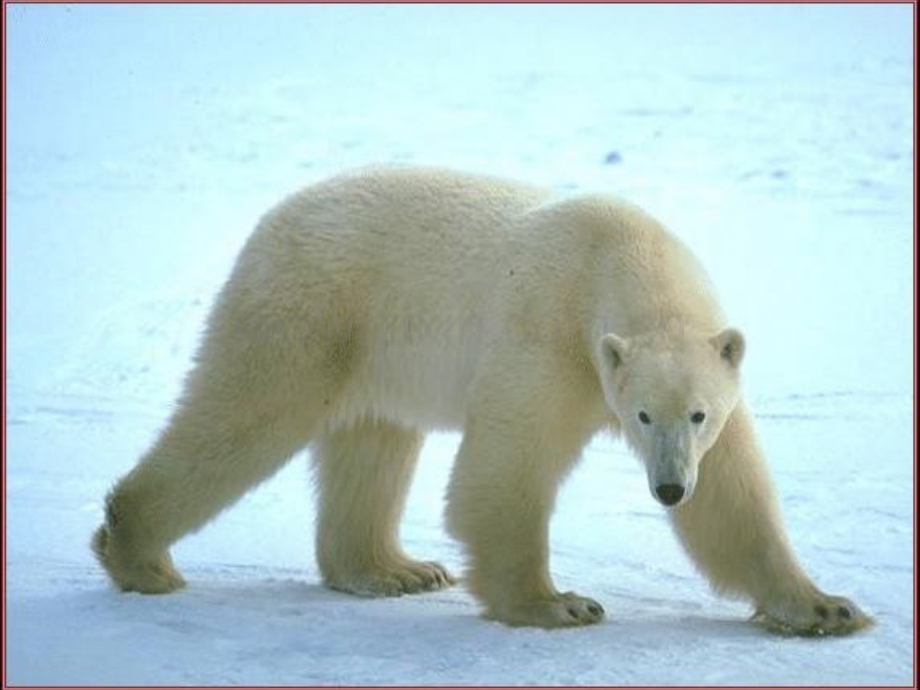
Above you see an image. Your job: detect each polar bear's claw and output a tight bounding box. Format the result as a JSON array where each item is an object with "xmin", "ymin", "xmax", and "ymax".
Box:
[
  {"xmin": 92, "ymin": 525, "xmax": 186, "ymax": 594},
  {"xmin": 753, "ymin": 593, "xmax": 874, "ymax": 637},
  {"xmin": 491, "ymin": 592, "xmax": 606, "ymax": 628},
  {"xmin": 326, "ymin": 558, "xmax": 456, "ymax": 598}
]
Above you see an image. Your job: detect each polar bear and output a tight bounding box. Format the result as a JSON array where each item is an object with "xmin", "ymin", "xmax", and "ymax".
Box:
[{"xmin": 93, "ymin": 166, "xmax": 871, "ymax": 635}]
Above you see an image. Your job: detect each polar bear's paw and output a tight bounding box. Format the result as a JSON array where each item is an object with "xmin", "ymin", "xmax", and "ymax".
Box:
[
  {"xmin": 753, "ymin": 592, "xmax": 874, "ymax": 637},
  {"xmin": 92, "ymin": 525, "xmax": 186, "ymax": 594},
  {"xmin": 325, "ymin": 558, "xmax": 456, "ymax": 598},
  {"xmin": 489, "ymin": 591, "xmax": 606, "ymax": 628}
]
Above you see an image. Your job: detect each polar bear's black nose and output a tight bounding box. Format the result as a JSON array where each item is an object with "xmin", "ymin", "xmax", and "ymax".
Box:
[{"xmin": 655, "ymin": 484, "xmax": 685, "ymax": 506}]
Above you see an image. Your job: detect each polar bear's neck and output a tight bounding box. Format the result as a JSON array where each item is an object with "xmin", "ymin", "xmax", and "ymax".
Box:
[{"xmin": 542, "ymin": 196, "xmax": 729, "ymax": 362}]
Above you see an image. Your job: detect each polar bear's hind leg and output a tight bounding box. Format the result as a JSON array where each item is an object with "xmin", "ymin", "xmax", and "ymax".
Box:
[
  {"xmin": 92, "ymin": 282, "xmax": 344, "ymax": 594},
  {"xmin": 93, "ymin": 397, "xmax": 318, "ymax": 593},
  {"xmin": 314, "ymin": 418, "xmax": 455, "ymax": 597}
]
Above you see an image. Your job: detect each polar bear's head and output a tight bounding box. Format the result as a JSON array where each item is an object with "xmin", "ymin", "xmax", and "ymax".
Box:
[{"xmin": 595, "ymin": 327, "xmax": 745, "ymax": 508}]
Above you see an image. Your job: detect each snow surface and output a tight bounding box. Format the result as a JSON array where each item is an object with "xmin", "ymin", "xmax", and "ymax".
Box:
[{"xmin": 6, "ymin": 4, "xmax": 915, "ymax": 686}]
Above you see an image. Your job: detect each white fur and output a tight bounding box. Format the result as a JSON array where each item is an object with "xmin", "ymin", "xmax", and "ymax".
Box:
[{"xmin": 93, "ymin": 166, "xmax": 871, "ymax": 634}]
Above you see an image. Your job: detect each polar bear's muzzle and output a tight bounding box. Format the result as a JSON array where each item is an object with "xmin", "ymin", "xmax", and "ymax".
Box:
[
  {"xmin": 654, "ymin": 483, "xmax": 686, "ymax": 506},
  {"xmin": 649, "ymin": 472, "xmax": 696, "ymax": 508},
  {"xmin": 650, "ymin": 477, "xmax": 696, "ymax": 507},
  {"xmin": 646, "ymin": 443, "xmax": 697, "ymax": 508}
]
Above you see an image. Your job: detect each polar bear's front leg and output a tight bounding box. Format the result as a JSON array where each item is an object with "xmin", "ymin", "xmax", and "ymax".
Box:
[
  {"xmin": 447, "ymin": 428, "xmax": 604, "ymax": 627},
  {"xmin": 669, "ymin": 403, "xmax": 873, "ymax": 636},
  {"xmin": 446, "ymin": 356, "xmax": 606, "ymax": 628}
]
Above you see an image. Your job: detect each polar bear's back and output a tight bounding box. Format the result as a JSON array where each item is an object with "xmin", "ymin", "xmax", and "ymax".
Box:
[
  {"xmin": 266, "ymin": 166, "xmax": 548, "ymax": 264},
  {"xmin": 256, "ymin": 164, "xmax": 554, "ymax": 319}
]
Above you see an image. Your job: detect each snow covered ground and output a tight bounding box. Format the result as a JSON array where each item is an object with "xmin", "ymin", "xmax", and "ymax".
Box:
[{"xmin": 6, "ymin": 4, "xmax": 914, "ymax": 686}]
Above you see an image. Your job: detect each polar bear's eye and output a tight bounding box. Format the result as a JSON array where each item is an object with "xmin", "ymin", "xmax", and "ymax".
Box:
[
  {"xmin": 691, "ymin": 411, "xmax": 706, "ymax": 424},
  {"xmin": 638, "ymin": 411, "xmax": 651, "ymax": 425}
]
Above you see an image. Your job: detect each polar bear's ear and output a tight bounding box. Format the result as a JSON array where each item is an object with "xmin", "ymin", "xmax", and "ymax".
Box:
[
  {"xmin": 599, "ymin": 333, "xmax": 630, "ymax": 372},
  {"xmin": 712, "ymin": 328, "xmax": 745, "ymax": 369}
]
